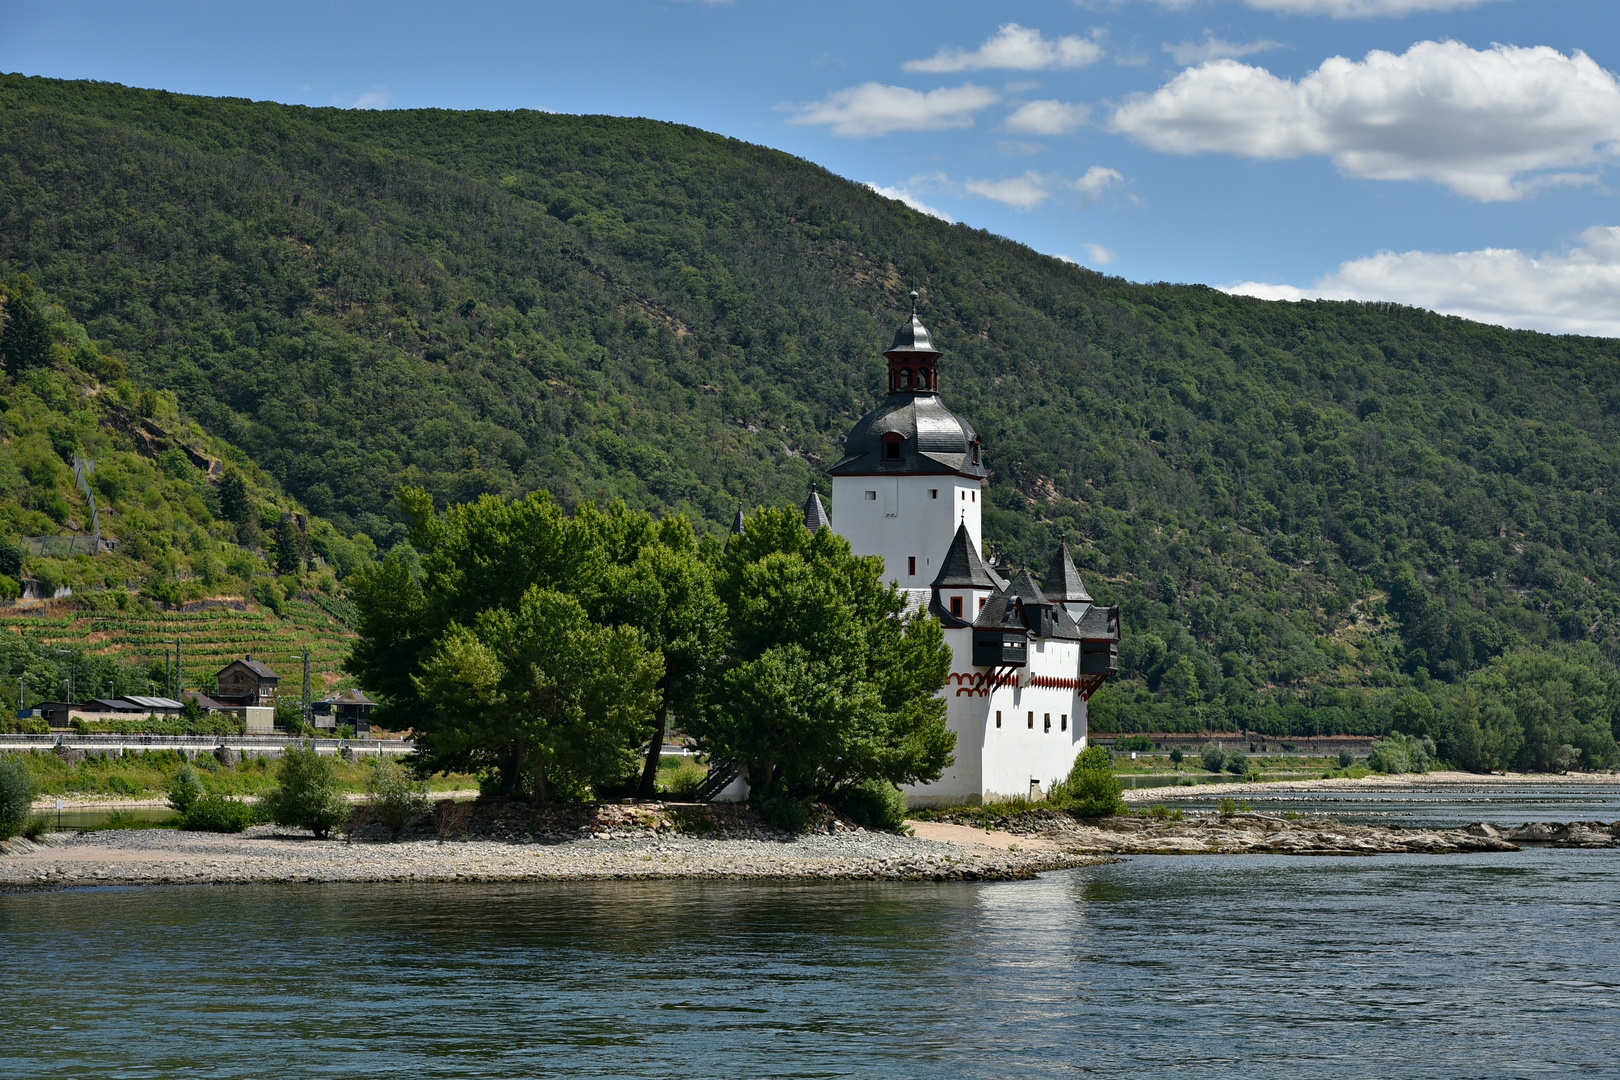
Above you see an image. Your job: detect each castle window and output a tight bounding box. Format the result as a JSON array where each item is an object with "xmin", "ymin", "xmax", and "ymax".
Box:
[
  {"xmin": 1027, "ymin": 712, "xmax": 1034, "ymax": 729},
  {"xmin": 908, "ymin": 556, "xmax": 916, "ymax": 576},
  {"xmin": 899, "ymin": 368, "xmax": 912, "ymax": 389},
  {"xmin": 1044, "ymin": 713, "xmax": 1051, "ymax": 733},
  {"xmin": 950, "ymin": 596, "xmax": 962, "ymax": 617},
  {"xmin": 864, "ymin": 490, "xmax": 877, "ymax": 501},
  {"xmin": 972, "ymin": 441, "xmax": 981, "ymax": 465},
  {"xmin": 978, "ymin": 597, "xmax": 986, "ymax": 612},
  {"xmin": 929, "ymin": 489, "xmax": 938, "ymax": 499},
  {"xmin": 919, "ymin": 368, "xmax": 931, "ymax": 389},
  {"xmin": 996, "ymin": 711, "xmax": 1002, "ymax": 729},
  {"xmin": 883, "ymin": 438, "xmax": 901, "ymax": 460},
  {"xmin": 972, "ymin": 491, "xmax": 976, "ymax": 502},
  {"xmin": 1061, "ymin": 714, "xmax": 1068, "ymax": 731}
]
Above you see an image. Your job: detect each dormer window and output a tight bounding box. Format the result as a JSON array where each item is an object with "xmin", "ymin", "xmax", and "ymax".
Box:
[
  {"xmin": 881, "ymin": 433, "xmax": 903, "ymax": 460},
  {"xmin": 950, "ymin": 596, "xmax": 963, "ymax": 617},
  {"xmin": 971, "ymin": 439, "xmax": 981, "ymax": 465}
]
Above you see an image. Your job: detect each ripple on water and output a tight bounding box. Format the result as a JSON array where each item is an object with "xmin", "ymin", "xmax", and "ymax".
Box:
[{"xmin": 1, "ymin": 848, "xmax": 1617, "ymax": 1077}]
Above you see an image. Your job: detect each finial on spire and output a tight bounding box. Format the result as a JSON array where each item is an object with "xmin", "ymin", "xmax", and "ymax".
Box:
[{"xmin": 909, "ymin": 287, "xmax": 919, "ymax": 315}]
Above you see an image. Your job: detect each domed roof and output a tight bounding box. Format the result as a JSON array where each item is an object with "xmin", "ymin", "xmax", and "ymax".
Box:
[
  {"xmin": 885, "ymin": 314, "xmax": 941, "ymax": 358},
  {"xmin": 828, "ymin": 393, "xmax": 986, "ymax": 478}
]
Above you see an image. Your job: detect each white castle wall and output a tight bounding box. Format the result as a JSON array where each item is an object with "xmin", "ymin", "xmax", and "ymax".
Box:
[{"xmin": 831, "ymin": 475, "xmax": 981, "ymax": 602}]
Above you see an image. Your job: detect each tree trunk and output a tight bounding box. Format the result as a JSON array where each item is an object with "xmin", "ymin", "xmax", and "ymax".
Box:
[
  {"xmin": 636, "ymin": 701, "xmax": 668, "ymax": 800},
  {"xmin": 533, "ymin": 759, "xmax": 549, "ymax": 808}
]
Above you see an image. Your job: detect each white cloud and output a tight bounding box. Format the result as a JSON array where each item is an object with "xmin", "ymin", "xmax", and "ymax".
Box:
[
  {"xmin": 1052, "ymin": 253, "xmax": 1080, "ymax": 265},
  {"xmin": 350, "ymin": 86, "xmax": 390, "ymax": 109},
  {"xmin": 1073, "ymin": 166, "xmax": 1125, "ymax": 201},
  {"xmin": 1244, "ymin": 0, "xmax": 1499, "ymax": 16},
  {"xmin": 1223, "ymin": 227, "xmax": 1620, "ymax": 337},
  {"xmin": 966, "ymin": 172, "xmax": 1054, "ymax": 210},
  {"xmin": 963, "ymin": 167, "xmax": 1124, "ymax": 210},
  {"xmin": 1006, "ymin": 99, "xmax": 1091, "ymax": 135},
  {"xmin": 865, "ymin": 183, "xmax": 956, "ymax": 223},
  {"xmin": 1084, "ymin": 243, "xmax": 1118, "ymax": 265},
  {"xmin": 1164, "ymin": 33, "xmax": 1283, "ymax": 68},
  {"xmin": 904, "ymin": 23, "xmax": 1105, "ymax": 73},
  {"xmin": 1110, "ymin": 41, "xmax": 1620, "ymax": 201},
  {"xmin": 790, "ymin": 83, "xmax": 1000, "ymax": 137}
]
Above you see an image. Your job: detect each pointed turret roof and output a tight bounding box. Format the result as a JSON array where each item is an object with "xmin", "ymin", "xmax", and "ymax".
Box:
[
  {"xmin": 803, "ymin": 491, "xmax": 830, "ymax": 531},
  {"xmin": 1005, "ymin": 568, "xmax": 1047, "ymax": 604},
  {"xmin": 930, "ymin": 523, "xmax": 999, "ymax": 589},
  {"xmin": 1042, "ymin": 542, "xmax": 1092, "ymax": 604},
  {"xmin": 725, "ymin": 504, "xmax": 746, "ymax": 552}
]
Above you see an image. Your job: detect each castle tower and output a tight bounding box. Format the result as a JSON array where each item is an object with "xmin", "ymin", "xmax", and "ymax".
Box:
[{"xmin": 828, "ymin": 303, "xmax": 987, "ymax": 607}]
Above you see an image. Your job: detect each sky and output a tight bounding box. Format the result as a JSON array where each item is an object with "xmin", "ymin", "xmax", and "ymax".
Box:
[{"xmin": 4, "ymin": 0, "xmax": 1620, "ymax": 335}]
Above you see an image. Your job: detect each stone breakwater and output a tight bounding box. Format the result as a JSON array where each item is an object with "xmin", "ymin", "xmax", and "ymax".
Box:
[{"xmin": 0, "ymin": 826, "xmax": 1100, "ymax": 890}]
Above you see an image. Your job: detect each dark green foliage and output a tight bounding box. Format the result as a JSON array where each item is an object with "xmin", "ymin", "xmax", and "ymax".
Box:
[
  {"xmin": 1050, "ymin": 745, "xmax": 1124, "ymax": 818},
  {"xmin": 0, "ymin": 755, "xmax": 34, "ymax": 840},
  {"xmin": 1337, "ymin": 747, "xmax": 1355, "ymax": 769},
  {"xmin": 755, "ymin": 789, "xmax": 810, "ymax": 834},
  {"xmin": 0, "ymin": 277, "xmax": 52, "ymax": 378},
  {"xmin": 833, "ymin": 778, "xmax": 910, "ymax": 832},
  {"xmin": 1201, "ymin": 745, "xmax": 1227, "ymax": 773},
  {"xmin": 9, "ymin": 75, "xmax": 1620, "ymax": 737},
  {"xmin": 265, "ymin": 742, "xmax": 350, "ymax": 838},
  {"xmin": 218, "ymin": 471, "xmax": 251, "ymax": 527},
  {"xmin": 178, "ymin": 793, "xmax": 257, "ymax": 833},
  {"xmin": 703, "ymin": 506, "xmax": 955, "ymax": 805},
  {"xmin": 1453, "ymin": 645, "xmax": 1620, "ymax": 772},
  {"xmin": 1224, "ymin": 751, "xmax": 1249, "ymax": 776},
  {"xmin": 362, "ymin": 757, "xmax": 428, "ymax": 839},
  {"xmin": 1168, "ymin": 747, "xmax": 1184, "ymax": 765},
  {"xmin": 0, "ymin": 534, "xmax": 21, "ymax": 580},
  {"xmin": 1114, "ymin": 735, "xmax": 1154, "ymax": 752}
]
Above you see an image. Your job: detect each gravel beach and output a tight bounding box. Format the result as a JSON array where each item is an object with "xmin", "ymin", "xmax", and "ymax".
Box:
[{"xmin": 0, "ymin": 824, "xmax": 1100, "ymax": 890}]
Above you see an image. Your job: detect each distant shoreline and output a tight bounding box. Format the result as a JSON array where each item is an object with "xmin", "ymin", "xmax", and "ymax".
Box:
[{"xmin": 1121, "ymin": 770, "xmax": 1618, "ymax": 801}]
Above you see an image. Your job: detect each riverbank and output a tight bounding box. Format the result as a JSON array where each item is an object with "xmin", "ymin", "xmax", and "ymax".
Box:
[
  {"xmin": 0, "ymin": 824, "xmax": 1100, "ymax": 889},
  {"xmin": 1120, "ymin": 770, "xmax": 1617, "ymax": 802}
]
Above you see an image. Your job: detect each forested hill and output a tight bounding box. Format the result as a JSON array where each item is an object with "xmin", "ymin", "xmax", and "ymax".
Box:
[{"xmin": 6, "ymin": 73, "xmax": 1620, "ymax": 741}]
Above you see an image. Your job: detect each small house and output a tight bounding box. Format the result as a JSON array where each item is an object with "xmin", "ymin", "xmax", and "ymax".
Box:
[
  {"xmin": 313, "ymin": 688, "xmax": 376, "ymax": 734},
  {"xmin": 214, "ymin": 656, "xmax": 279, "ymax": 708}
]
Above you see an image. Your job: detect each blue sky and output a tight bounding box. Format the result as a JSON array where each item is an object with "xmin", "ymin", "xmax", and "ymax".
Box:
[{"xmin": 4, "ymin": 0, "xmax": 1620, "ymax": 334}]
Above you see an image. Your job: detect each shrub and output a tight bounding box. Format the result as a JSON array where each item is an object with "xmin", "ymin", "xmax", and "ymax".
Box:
[
  {"xmin": 1145, "ymin": 803, "xmax": 1183, "ymax": 821},
  {"xmin": 657, "ymin": 758, "xmax": 707, "ymax": 797},
  {"xmin": 1201, "ymin": 744, "xmax": 1227, "ymax": 773},
  {"xmin": 180, "ymin": 794, "xmax": 258, "ymax": 833},
  {"xmin": 1168, "ymin": 748, "xmax": 1184, "ymax": 766},
  {"xmin": 0, "ymin": 757, "xmax": 35, "ymax": 840},
  {"xmin": 364, "ymin": 758, "xmax": 428, "ymax": 840},
  {"xmin": 1367, "ymin": 733, "xmax": 1433, "ymax": 775},
  {"xmin": 22, "ymin": 812, "xmax": 48, "ymax": 840},
  {"xmin": 1225, "ymin": 752, "xmax": 1249, "ymax": 776},
  {"xmin": 166, "ymin": 762, "xmax": 204, "ymax": 813},
  {"xmin": 754, "ymin": 789, "xmax": 809, "ymax": 833},
  {"xmin": 834, "ymin": 778, "xmax": 909, "ymax": 832},
  {"xmin": 1051, "ymin": 745, "xmax": 1124, "ymax": 817},
  {"xmin": 1114, "ymin": 735, "xmax": 1154, "ymax": 753},
  {"xmin": 1218, "ymin": 797, "xmax": 1238, "ymax": 819},
  {"xmin": 265, "ymin": 741, "xmax": 350, "ymax": 838},
  {"xmin": 1337, "ymin": 747, "xmax": 1355, "ymax": 770}
]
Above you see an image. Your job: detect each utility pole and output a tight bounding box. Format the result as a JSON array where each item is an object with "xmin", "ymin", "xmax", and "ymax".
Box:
[
  {"xmin": 302, "ymin": 650, "xmax": 312, "ymax": 731},
  {"xmin": 54, "ymin": 648, "xmax": 74, "ymax": 703},
  {"xmin": 17, "ymin": 675, "xmax": 24, "ymax": 717}
]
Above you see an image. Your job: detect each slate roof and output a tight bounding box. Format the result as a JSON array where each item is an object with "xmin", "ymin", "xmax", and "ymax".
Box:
[
  {"xmin": 322, "ymin": 688, "xmax": 376, "ymax": 706},
  {"xmin": 1042, "ymin": 542, "xmax": 1093, "ymax": 604},
  {"xmin": 1075, "ymin": 603, "xmax": 1121, "ymax": 641},
  {"xmin": 884, "ymin": 313, "xmax": 942, "ymax": 359},
  {"xmin": 828, "ymin": 394, "xmax": 987, "ymax": 479},
  {"xmin": 225, "ymin": 658, "xmax": 279, "ymax": 679},
  {"xmin": 930, "ymin": 523, "xmax": 999, "ymax": 589},
  {"xmin": 803, "ymin": 491, "xmax": 830, "ymax": 531}
]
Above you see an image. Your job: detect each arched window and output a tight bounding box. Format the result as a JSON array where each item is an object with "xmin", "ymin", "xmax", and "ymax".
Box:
[
  {"xmin": 918, "ymin": 368, "xmax": 931, "ymax": 389},
  {"xmin": 899, "ymin": 367, "xmax": 912, "ymax": 389}
]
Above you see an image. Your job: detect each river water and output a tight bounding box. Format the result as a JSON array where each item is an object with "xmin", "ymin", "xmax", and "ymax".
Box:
[{"xmin": 4, "ymin": 796, "xmax": 1618, "ymax": 1078}]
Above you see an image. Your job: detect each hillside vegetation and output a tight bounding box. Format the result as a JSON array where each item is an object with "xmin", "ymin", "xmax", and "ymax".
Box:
[{"xmin": 4, "ymin": 74, "xmax": 1620, "ymax": 756}]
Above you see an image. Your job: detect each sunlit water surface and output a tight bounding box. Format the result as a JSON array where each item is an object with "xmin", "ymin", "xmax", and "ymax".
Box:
[{"xmin": 4, "ymin": 815, "xmax": 1618, "ymax": 1077}]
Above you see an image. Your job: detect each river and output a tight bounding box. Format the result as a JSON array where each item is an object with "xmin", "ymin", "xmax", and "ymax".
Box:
[{"xmin": 3, "ymin": 795, "xmax": 1617, "ymax": 1077}]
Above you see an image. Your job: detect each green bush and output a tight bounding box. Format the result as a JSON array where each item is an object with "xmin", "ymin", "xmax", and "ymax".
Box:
[
  {"xmin": 1168, "ymin": 748, "xmax": 1185, "ymax": 766},
  {"xmin": 363, "ymin": 758, "xmax": 428, "ymax": 840},
  {"xmin": 1201, "ymin": 744, "xmax": 1227, "ymax": 773},
  {"xmin": 833, "ymin": 778, "xmax": 909, "ymax": 832},
  {"xmin": 1114, "ymin": 735, "xmax": 1154, "ymax": 753},
  {"xmin": 657, "ymin": 758, "xmax": 708, "ymax": 797},
  {"xmin": 1225, "ymin": 751, "xmax": 1249, "ymax": 776},
  {"xmin": 0, "ymin": 757, "xmax": 35, "ymax": 840},
  {"xmin": 180, "ymin": 794, "xmax": 258, "ymax": 833},
  {"xmin": 1367, "ymin": 732, "xmax": 1433, "ymax": 775},
  {"xmin": 265, "ymin": 741, "xmax": 350, "ymax": 838},
  {"xmin": 1337, "ymin": 747, "xmax": 1355, "ymax": 770},
  {"xmin": 1051, "ymin": 745, "xmax": 1124, "ymax": 818},
  {"xmin": 22, "ymin": 812, "xmax": 48, "ymax": 840},
  {"xmin": 754, "ymin": 789, "xmax": 809, "ymax": 833},
  {"xmin": 1218, "ymin": 797, "xmax": 1239, "ymax": 818},
  {"xmin": 166, "ymin": 762, "xmax": 204, "ymax": 813}
]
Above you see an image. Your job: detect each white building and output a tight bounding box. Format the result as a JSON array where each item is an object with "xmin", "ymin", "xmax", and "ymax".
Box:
[{"xmin": 825, "ymin": 308, "xmax": 1120, "ymax": 806}]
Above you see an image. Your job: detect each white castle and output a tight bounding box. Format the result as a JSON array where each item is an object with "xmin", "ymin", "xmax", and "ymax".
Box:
[{"xmin": 815, "ymin": 306, "xmax": 1120, "ymax": 806}]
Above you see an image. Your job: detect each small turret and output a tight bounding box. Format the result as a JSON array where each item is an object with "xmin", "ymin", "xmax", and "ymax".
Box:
[{"xmin": 803, "ymin": 491, "xmax": 830, "ymax": 531}]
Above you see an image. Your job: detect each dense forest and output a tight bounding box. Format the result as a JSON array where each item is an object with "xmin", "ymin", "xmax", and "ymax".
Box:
[{"xmin": 4, "ymin": 73, "xmax": 1620, "ymax": 759}]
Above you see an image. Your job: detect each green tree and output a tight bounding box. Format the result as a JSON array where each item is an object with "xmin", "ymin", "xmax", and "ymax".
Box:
[
  {"xmin": 218, "ymin": 471, "xmax": 251, "ymax": 527},
  {"xmin": 0, "ymin": 277, "xmax": 53, "ymax": 378},
  {"xmin": 166, "ymin": 761, "xmax": 204, "ymax": 814},
  {"xmin": 412, "ymin": 587, "xmax": 662, "ymax": 802},
  {"xmin": 0, "ymin": 756, "xmax": 34, "ymax": 840},
  {"xmin": 1457, "ymin": 646, "xmax": 1620, "ymax": 772},
  {"xmin": 273, "ymin": 515, "xmax": 304, "ymax": 577},
  {"xmin": 363, "ymin": 757, "xmax": 429, "ymax": 839},
  {"xmin": 695, "ymin": 507, "xmax": 954, "ymax": 814},
  {"xmin": 266, "ymin": 741, "xmax": 350, "ymax": 838},
  {"xmin": 1051, "ymin": 745, "xmax": 1124, "ymax": 817}
]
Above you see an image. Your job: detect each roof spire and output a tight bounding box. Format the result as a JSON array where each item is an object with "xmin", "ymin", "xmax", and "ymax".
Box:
[
  {"xmin": 1042, "ymin": 540, "xmax": 1093, "ymax": 604},
  {"xmin": 803, "ymin": 490, "xmax": 830, "ymax": 531},
  {"xmin": 725, "ymin": 502, "xmax": 746, "ymax": 553},
  {"xmin": 910, "ymin": 287, "xmax": 918, "ymax": 315}
]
